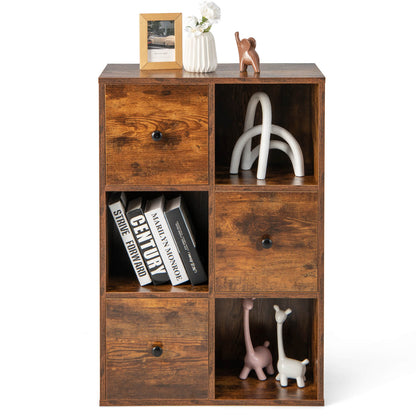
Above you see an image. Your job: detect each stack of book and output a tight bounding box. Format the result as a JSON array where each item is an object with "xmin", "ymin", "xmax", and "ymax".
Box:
[{"xmin": 108, "ymin": 192, "xmax": 207, "ymax": 286}]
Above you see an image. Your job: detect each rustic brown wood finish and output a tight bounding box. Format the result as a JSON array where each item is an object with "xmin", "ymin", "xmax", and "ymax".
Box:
[
  {"xmin": 105, "ymin": 84, "xmax": 208, "ymax": 185},
  {"xmin": 99, "ymin": 63, "xmax": 325, "ymax": 406},
  {"xmin": 215, "ymin": 192, "xmax": 318, "ymax": 293},
  {"xmin": 106, "ymin": 299, "xmax": 208, "ymax": 400}
]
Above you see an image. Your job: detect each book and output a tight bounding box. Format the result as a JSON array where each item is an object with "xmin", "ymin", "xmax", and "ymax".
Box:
[
  {"xmin": 165, "ymin": 196, "xmax": 207, "ymax": 285},
  {"xmin": 126, "ymin": 196, "xmax": 170, "ymax": 285},
  {"xmin": 145, "ymin": 195, "xmax": 189, "ymax": 285},
  {"xmin": 108, "ymin": 192, "xmax": 152, "ymax": 286}
]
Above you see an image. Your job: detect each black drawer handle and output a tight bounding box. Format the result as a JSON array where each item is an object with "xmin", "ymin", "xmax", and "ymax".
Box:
[
  {"xmin": 151, "ymin": 130, "xmax": 163, "ymax": 141},
  {"xmin": 262, "ymin": 237, "xmax": 273, "ymax": 249},
  {"xmin": 152, "ymin": 345, "xmax": 163, "ymax": 357}
]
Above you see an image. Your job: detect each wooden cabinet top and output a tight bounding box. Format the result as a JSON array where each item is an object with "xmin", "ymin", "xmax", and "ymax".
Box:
[{"xmin": 99, "ymin": 63, "xmax": 325, "ymax": 84}]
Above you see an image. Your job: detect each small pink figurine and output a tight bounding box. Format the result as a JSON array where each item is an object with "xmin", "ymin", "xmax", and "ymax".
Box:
[{"xmin": 240, "ymin": 298, "xmax": 274, "ymax": 381}]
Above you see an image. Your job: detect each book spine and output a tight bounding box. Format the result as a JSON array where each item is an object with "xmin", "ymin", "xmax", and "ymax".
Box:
[
  {"xmin": 127, "ymin": 208, "xmax": 170, "ymax": 285},
  {"xmin": 165, "ymin": 208, "xmax": 208, "ymax": 285},
  {"xmin": 145, "ymin": 207, "xmax": 189, "ymax": 285},
  {"xmin": 109, "ymin": 200, "xmax": 152, "ymax": 286}
]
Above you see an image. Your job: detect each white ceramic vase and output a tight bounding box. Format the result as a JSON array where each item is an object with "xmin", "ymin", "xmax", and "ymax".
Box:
[{"xmin": 184, "ymin": 32, "xmax": 218, "ymax": 73}]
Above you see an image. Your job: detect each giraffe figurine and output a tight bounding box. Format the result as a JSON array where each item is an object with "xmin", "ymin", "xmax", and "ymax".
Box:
[
  {"xmin": 274, "ymin": 305, "xmax": 309, "ymax": 388},
  {"xmin": 240, "ymin": 298, "xmax": 274, "ymax": 381}
]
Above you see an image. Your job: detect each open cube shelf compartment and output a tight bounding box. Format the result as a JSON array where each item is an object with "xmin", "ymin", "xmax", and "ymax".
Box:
[
  {"xmin": 105, "ymin": 191, "xmax": 209, "ymax": 294},
  {"xmin": 215, "ymin": 83, "xmax": 320, "ymax": 186},
  {"xmin": 215, "ymin": 298, "xmax": 318, "ymax": 402}
]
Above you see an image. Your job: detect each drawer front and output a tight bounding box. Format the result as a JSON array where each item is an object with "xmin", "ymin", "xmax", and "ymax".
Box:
[
  {"xmin": 215, "ymin": 192, "xmax": 318, "ymax": 292},
  {"xmin": 106, "ymin": 298, "xmax": 208, "ymax": 400},
  {"xmin": 105, "ymin": 84, "xmax": 209, "ymax": 185}
]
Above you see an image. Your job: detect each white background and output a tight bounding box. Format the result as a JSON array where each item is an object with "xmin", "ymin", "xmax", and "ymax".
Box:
[{"xmin": 1, "ymin": 0, "xmax": 415, "ymax": 414}]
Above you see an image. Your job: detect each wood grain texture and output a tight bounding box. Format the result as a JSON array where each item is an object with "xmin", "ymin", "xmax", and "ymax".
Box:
[
  {"xmin": 215, "ymin": 298, "xmax": 315, "ymax": 377},
  {"xmin": 106, "ymin": 298, "xmax": 208, "ymax": 400},
  {"xmin": 99, "ymin": 82, "xmax": 107, "ymax": 401},
  {"xmin": 215, "ymin": 84, "xmax": 317, "ymax": 177},
  {"xmin": 99, "ymin": 64, "xmax": 325, "ymax": 406},
  {"xmin": 105, "ymin": 184, "xmax": 210, "ymax": 192},
  {"xmin": 99, "ymin": 63, "xmax": 325, "ymax": 83},
  {"xmin": 215, "ymin": 192, "xmax": 318, "ymax": 292},
  {"xmin": 100, "ymin": 398, "xmax": 323, "ymax": 406},
  {"xmin": 106, "ymin": 276, "xmax": 208, "ymax": 297},
  {"xmin": 316, "ymin": 82, "xmax": 325, "ymax": 402},
  {"xmin": 216, "ymin": 167, "xmax": 317, "ymax": 190},
  {"xmin": 105, "ymin": 84, "xmax": 208, "ymax": 185},
  {"xmin": 106, "ymin": 298, "xmax": 208, "ymax": 340},
  {"xmin": 214, "ymin": 291, "xmax": 319, "ymax": 299},
  {"xmin": 208, "ymin": 85, "xmax": 216, "ymax": 399},
  {"xmin": 215, "ymin": 370, "xmax": 317, "ymax": 401},
  {"xmin": 106, "ymin": 339, "xmax": 208, "ymax": 400}
]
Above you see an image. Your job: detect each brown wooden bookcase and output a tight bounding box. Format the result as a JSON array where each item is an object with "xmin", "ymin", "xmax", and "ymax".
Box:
[{"xmin": 99, "ymin": 63, "xmax": 325, "ymax": 406}]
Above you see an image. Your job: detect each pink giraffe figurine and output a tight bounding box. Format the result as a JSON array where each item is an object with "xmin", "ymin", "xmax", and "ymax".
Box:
[{"xmin": 240, "ymin": 298, "xmax": 274, "ymax": 381}]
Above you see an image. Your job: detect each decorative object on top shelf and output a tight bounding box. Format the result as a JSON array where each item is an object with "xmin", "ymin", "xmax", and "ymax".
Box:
[
  {"xmin": 230, "ymin": 91, "xmax": 305, "ymax": 180},
  {"xmin": 235, "ymin": 32, "xmax": 260, "ymax": 73},
  {"xmin": 240, "ymin": 298, "xmax": 274, "ymax": 381},
  {"xmin": 183, "ymin": 2, "xmax": 220, "ymax": 73},
  {"xmin": 274, "ymin": 305, "xmax": 309, "ymax": 388},
  {"xmin": 140, "ymin": 13, "xmax": 183, "ymax": 70}
]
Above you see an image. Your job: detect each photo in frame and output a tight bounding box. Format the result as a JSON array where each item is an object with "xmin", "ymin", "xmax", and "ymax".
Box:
[{"xmin": 140, "ymin": 13, "xmax": 182, "ymax": 70}]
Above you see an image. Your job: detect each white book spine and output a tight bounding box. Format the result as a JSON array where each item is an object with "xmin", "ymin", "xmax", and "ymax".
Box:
[
  {"xmin": 109, "ymin": 200, "xmax": 152, "ymax": 286},
  {"xmin": 145, "ymin": 207, "xmax": 189, "ymax": 285}
]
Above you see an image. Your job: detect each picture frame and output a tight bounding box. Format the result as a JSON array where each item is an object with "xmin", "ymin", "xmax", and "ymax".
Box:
[{"xmin": 140, "ymin": 13, "xmax": 182, "ymax": 70}]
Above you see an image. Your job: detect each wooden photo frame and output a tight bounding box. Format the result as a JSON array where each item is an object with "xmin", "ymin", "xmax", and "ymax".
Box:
[{"xmin": 140, "ymin": 13, "xmax": 182, "ymax": 70}]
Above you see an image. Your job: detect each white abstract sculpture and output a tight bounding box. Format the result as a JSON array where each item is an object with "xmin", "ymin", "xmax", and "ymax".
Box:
[
  {"xmin": 230, "ymin": 92, "xmax": 305, "ymax": 180},
  {"xmin": 274, "ymin": 305, "xmax": 309, "ymax": 388}
]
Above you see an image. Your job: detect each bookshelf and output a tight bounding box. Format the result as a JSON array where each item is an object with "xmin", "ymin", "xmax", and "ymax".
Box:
[{"xmin": 99, "ymin": 63, "xmax": 325, "ymax": 406}]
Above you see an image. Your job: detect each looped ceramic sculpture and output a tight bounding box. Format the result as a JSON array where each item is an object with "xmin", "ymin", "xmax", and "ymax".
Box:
[
  {"xmin": 240, "ymin": 298, "xmax": 274, "ymax": 381},
  {"xmin": 274, "ymin": 305, "xmax": 309, "ymax": 388},
  {"xmin": 230, "ymin": 91, "xmax": 305, "ymax": 180},
  {"xmin": 235, "ymin": 32, "xmax": 260, "ymax": 73}
]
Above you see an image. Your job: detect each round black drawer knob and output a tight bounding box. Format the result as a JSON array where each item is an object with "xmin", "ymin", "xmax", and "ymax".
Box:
[
  {"xmin": 152, "ymin": 345, "xmax": 163, "ymax": 357},
  {"xmin": 262, "ymin": 238, "xmax": 273, "ymax": 249},
  {"xmin": 151, "ymin": 130, "xmax": 163, "ymax": 141}
]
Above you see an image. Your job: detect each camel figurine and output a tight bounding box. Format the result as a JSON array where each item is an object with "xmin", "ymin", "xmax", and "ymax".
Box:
[
  {"xmin": 240, "ymin": 298, "xmax": 274, "ymax": 381},
  {"xmin": 235, "ymin": 32, "xmax": 260, "ymax": 73},
  {"xmin": 273, "ymin": 305, "xmax": 309, "ymax": 388}
]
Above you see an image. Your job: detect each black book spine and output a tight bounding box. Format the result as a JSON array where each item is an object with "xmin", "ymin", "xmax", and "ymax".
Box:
[
  {"xmin": 165, "ymin": 207, "xmax": 207, "ymax": 285},
  {"xmin": 127, "ymin": 207, "xmax": 170, "ymax": 285}
]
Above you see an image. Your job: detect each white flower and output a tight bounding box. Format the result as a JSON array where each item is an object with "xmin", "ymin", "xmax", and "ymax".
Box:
[
  {"xmin": 186, "ymin": 2, "xmax": 220, "ymax": 36},
  {"xmin": 185, "ymin": 15, "xmax": 198, "ymax": 29},
  {"xmin": 185, "ymin": 24, "xmax": 204, "ymax": 36},
  {"xmin": 200, "ymin": 1, "xmax": 221, "ymax": 23},
  {"xmin": 200, "ymin": 20, "xmax": 211, "ymax": 31}
]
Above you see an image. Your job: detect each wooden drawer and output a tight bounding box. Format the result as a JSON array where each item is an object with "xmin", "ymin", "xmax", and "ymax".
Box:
[
  {"xmin": 105, "ymin": 298, "xmax": 208, "ymax": 400},
  {"xmin": 105, "ymin": 84, "xmax": 209, "ymax": 185},
  {"xmin": 215, "ymin": 192, "xmax": 318, "ymax": 292}
]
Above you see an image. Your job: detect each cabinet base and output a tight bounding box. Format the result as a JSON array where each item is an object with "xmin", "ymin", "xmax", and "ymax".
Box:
[{"xmin": 100, "ymin": 399, "xmax": 324, "ymax": 406}]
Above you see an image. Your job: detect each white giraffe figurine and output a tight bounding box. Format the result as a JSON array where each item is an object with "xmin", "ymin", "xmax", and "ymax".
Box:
[{"xmin": 273, "ymin": 305, "xmax": 309, "ymax": 388}]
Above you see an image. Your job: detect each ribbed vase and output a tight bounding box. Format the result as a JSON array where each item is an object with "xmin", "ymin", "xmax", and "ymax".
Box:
[{"xmin": 184, "ymin": 32, "xmax": 218, "ymax": 73}]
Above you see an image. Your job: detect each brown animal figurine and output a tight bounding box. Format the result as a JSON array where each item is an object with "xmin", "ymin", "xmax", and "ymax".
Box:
[
  {"xmin": 235, "ymin": 31, "xmax": 260, "ymax": 73},
  {"xmin": 240, "ymin": 298, "xmax": 274, "ymax": 381}
]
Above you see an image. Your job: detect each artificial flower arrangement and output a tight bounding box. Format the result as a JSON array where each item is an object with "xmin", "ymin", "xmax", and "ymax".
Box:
[{"xmin": 185, "ymin": 1, "xmax": 221, "ymax": 36}]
